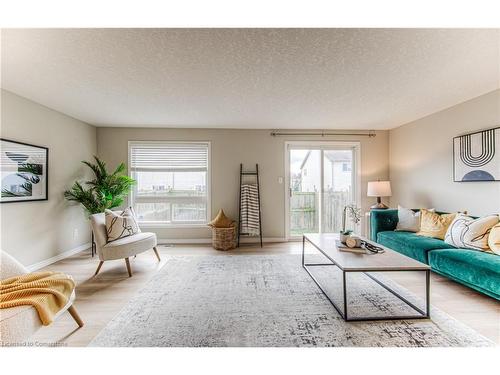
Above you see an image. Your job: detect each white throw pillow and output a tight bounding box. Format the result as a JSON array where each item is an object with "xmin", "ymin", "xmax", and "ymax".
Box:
[
  {"xmin": 395, "ymin": 206, "xmax": 434, "ymax": 232},
  {"xmin": 105, "ymin": 207, "xmax": 141, "ymax": 242},
  {"xmin": 444, "ymin": 214, "xmax": 499, "ymax": 251}
]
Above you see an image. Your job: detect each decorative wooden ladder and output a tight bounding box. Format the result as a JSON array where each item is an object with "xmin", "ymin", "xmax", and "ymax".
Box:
[{"xmin": 237, "ymin": 163, "xmax": 263, "ymax": 247}]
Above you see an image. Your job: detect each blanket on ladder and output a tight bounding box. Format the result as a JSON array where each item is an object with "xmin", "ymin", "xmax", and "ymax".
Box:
[{"xmin": 240, "ymin": 183, "xmax": 260, "ymax": 236}]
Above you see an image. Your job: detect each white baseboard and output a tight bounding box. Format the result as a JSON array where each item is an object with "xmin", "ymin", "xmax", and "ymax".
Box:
[
  {"xmin": 27, "ymin": 242, "xmax": 91, "ymax": 272},
  {"xmin": 158, "ymin": 238, "xmax": 211, "ymax": 244},
  {"xmin": 26, "ymin": 236, "xmax": 289, "ymax": 269},
  {"xmin": 158, "ymin": 237, "xmax": 286, "ymax": 245},
  {"xmin": 239, "ymin": 237, "xmax": 286, "ymax": 243}
]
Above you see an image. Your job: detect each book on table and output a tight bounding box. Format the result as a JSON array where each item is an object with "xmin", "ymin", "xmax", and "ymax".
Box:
[{"xmin": 335, "ymin": 240, "xmax": 366, "ymax": 254}]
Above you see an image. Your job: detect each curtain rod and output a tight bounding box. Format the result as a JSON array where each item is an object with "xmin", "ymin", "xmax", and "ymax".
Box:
[{"xmin": 270, "ymin": 130, "xmax": 376, "ymax": 137}]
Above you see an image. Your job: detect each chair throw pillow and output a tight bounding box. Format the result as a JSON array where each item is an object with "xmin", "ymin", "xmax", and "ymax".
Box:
[
  {"xmin": 445, "ymin": 214, "xmax": 499, "ymax": 251},
  {"xmin": 395, "ymin": 206, "xmax": 435, "ymax": 232},
  {"xmin": 417, "ymin": 209, "xmax": 456, "ymax": 240},
  {"xmin": 488, "ymin": 222, "xmax": 500, "ymax": 255},
  {"xmin": 105, "ymin": 207, "xmax": 141, "ymax": 242}
]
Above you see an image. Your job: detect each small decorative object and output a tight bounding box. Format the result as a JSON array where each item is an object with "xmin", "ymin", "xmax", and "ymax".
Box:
[
  {"xmin": 345, "ymin": 236, "xmax": 362, "ymax": 248},
  {"xmin": 1, "ymin": 138, "xmax": 48, "ymax": 203},
  {"xmin": 453, "ymin": 127, "xmax": 499, "ymax": 182},
  {"xmin": 340, "ymin": 204, "xmax": 362, "ymax": 243},
  {"xmin": 208, "ymin": 209, "xmax": 237, "ymax": 251},
  {"xmin": 208, "ymin": 209, "xmax": 234, "ymax": 228},
  {"xmin": 336, "ymin": 237, "xmax": 385, "ymax": 254},
  {"xmin": 337, "ymin": 240, "xmax": 366, "ymax": 254},
  {"xmin": 367, "ymin": 180, "xmax": 392, "ymax": 209}
]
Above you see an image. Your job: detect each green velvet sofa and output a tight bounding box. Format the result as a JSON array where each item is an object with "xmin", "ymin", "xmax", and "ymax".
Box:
[{"xmin": 370, "ymin": 209, "xmax": 500, "ymax": 300}]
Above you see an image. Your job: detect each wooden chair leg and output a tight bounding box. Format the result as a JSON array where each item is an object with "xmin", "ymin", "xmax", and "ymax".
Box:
[
  {"xmin": 68, "ymin": 305, "xmax": 84, "ymax": 327},
  {"xmin": 94, "ymin": 261, "xmax": 104, "ymax": 276},
  {"xmin": 125, "ymin": 257, "xmax": 132, "ymax": 277},
  {"xmin": 153, "ymin": 246, "xmax": 161, "ymax": 262}
]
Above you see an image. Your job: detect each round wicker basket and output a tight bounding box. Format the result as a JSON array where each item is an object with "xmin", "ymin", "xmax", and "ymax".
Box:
[{"xmin": 211, "ymin": 225, "xmax": 237, "ymax": 251}]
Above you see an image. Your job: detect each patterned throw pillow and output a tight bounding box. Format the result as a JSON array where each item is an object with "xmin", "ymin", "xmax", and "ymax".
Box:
[
  {"xmin": 417, "ymin": 209, "xmax": 456, "ymax": 240},
  {"xmin": 488, "ymin": 223, "xmax": 500, "ymax": 255},
  {"xmin": 105, "ymin": 207, "xmax": 141, "ymax": 242},
  {"xmin": 444, "ymin": 214, "xmax": 499, "ymax": 251}
]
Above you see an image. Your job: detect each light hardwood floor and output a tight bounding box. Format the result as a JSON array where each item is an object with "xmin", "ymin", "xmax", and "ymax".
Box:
[{"xmin": 31, "ymin": 243, "xmax": 499, "ymax": 346}]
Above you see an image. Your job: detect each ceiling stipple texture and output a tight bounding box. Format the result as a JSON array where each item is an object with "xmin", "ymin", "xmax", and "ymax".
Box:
[{"xmin": 1, "ymin": 29, "xmax": 499, "ymax": 129}]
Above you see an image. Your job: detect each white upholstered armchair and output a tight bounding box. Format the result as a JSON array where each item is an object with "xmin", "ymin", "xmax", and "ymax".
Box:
[
  {"xmin": 89, "ymin": 212, "xmax": 160, "ymax": 277},
  {"xmin": 0, "ymin": 250, "xmax": 83, "ymax": 344}
]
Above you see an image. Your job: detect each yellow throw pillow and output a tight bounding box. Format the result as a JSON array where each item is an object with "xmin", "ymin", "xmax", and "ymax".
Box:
[
  {"xmin": 417, "ymin": 209, "xmax": 456, "ymax": 240},
  {"xmin": 208, "ymin": 209, "xmax": 234, "ymax": 228},
  {"xmin": 488, "ymin": 222, "xmax": 500, "ymax": 255}
]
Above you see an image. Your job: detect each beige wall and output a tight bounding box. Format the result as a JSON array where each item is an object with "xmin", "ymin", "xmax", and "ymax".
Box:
[
  {"xmin": 390, "ymin": 89, "xmax": 500, "ymax": 216},
  {"xmin": 97, "ymin": 128, "xmax": 389, "ymax": 240},
  {"xmin": 4, "ymin": 85, "xmax": 498, "ymax": 264},
  {"xmin": 1, "ymin": 90, "xmax": 97, "ymax": 266}
]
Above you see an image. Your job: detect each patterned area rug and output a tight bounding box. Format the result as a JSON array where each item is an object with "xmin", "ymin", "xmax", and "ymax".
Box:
[{"xmin": 90, "ymin": 254, "xmax": 493, "ymax": 347}]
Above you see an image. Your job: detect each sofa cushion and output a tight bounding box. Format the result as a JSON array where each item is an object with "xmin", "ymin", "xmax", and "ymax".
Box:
[
  {"xmin": 377, "ymin": 231, "xmax": 452, "ymax": 264},
  {"xmin": 417, "ymin": 209, "xmax": 456, "ymax": 240},
  {"xmin": 488, "ymin": 222, "xmax": 500, "ymax": 255},
  {"xmin": 395, "ymin": 206, "xmax": 435, "ymax": 232},
  {"xmin": 444, "ymin": 213, "xmax": 499, "ymax": 251},
  {"xmin": 429, "ymin": 249, "xmax": 500, "ymax": 300}
]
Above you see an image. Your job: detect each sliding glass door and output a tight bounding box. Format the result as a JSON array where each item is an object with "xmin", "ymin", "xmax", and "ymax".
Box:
[
  {"xmin": 287, "ymin": 143, "xmax": 359, "ymax": 238},
  {"xmin": 289, "ymin": 149, "xmax": 321, "ymax": 236}
]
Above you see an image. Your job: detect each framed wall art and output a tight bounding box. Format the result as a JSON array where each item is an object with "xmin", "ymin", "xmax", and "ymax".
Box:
[
  {"xmin": 1, "ymin": 138, "xmax": 49, "ymax": 203},
  {"xmin": 453, "ymin": 127, "xmax": 499, "ymax": 182}
]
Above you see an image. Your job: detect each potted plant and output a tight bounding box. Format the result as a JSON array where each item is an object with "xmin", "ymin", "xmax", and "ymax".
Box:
[
  {"xmin": 64, "ymin": 156, "xmax": 136, "ymax": 255},
  {"xmin": 340, "ymin": 204, "xmax": 362, "ymax": 243}
]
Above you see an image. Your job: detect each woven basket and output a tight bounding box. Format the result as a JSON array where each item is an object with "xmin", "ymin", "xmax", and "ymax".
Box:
[{"xmin": 211, "ymin": 225, "xmax": 237, "ymax": 251}]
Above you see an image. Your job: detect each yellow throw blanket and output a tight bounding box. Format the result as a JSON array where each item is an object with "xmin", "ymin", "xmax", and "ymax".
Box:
[{"xmin": 0, "ymin": 272, "xmax": 75, "ymax": 326}]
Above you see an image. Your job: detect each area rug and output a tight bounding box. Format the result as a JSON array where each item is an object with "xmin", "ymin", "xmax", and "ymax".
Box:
[{"xmin": 90, "ymin": 254, "xmax": 493, "ymax": 347}]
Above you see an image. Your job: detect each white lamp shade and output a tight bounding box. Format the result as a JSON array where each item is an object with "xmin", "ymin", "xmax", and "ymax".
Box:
[{"xmin": 367, "ymin": 181, "xmax": 392, "ymax": 197}]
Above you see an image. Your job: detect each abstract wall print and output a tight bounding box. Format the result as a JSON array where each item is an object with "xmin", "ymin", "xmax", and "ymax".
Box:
[
  {"xmin": 1, "ymin": 139, "xmax": 48, "ymax": 203},
  {"xmin": 453, "ymin": 127, "xmax": 500, "ymax": 182}
]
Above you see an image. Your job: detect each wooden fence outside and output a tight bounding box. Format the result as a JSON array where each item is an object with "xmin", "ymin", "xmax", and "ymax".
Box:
[{"xmin": 290, "ymin": 190, "xmax": 350, "ymax": 235}]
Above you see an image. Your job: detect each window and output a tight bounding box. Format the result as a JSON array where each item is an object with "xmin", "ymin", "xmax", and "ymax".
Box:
[{"xmin": 129, "ymin": 142, "xmax": 210, "ymax": 226}]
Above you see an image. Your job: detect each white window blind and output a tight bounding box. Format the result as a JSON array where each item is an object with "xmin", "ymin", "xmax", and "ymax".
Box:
[
  {"xmin": 130, "ymin": 143, "xmax": 208, "ymax": 172},
  {"xmin": 129, "ymin": 142, "xmax": 210, "ymax": 225}
]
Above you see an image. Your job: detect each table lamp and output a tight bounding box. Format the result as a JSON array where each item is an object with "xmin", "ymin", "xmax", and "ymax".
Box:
[{"xmin": 367, "ymin": 180, "xmax": 391, "ymax": 209}]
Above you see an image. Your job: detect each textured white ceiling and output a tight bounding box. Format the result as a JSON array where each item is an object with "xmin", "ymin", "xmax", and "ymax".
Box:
[{"xmin": 1, "ymin": 28, "xmax": 499, "ymax": 129}]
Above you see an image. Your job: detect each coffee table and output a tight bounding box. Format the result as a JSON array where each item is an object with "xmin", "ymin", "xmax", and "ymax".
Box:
[{"xmin": 302, "ymin": 233, "xmax": 430, "ymax": 321}]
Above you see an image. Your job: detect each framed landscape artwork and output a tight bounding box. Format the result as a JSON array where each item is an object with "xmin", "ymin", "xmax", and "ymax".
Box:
[
  {"xmin": 453, "ymin": 127, "xmax": 499, "ymax": 182},
  {"xmin": 1, "ymin": 138, "xmax": 49, "ymax": 203}
]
